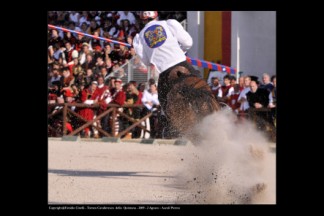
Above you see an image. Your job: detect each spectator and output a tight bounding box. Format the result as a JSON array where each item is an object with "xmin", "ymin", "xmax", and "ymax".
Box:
[
  {"xmin": 117, "ymin": 11, "xmax": 136, "ymax": 26},
  {"xmin": 228, "ymin": 84, "xmax": 241, "ymax": 113},
  {"xmin": 74, "ymin": 34, "xmax": 86, "ymax": 52},
  {"xmin": 48, "ymin": 11, "xmax": 58, "ymax": 25},
  {"xmin": 210, "ymin": 77, "xmax": 222, "ymax": 99},
  {"xmin": 69, "ymin": 12, "xmax": 80, "ymax": 26},
  {"xmin": 60, "ymin": 67, "xmax": 74, "ymax": 87},
  {"xmin": 230, "ymin": 75, "xmax": 237, "ymax": 87},
  {"xmin": 103, "ymin": 43, "xmax": 112, "ymax": 61},
  {"xmin": 90, "ymin": 31, "xmax": 102, "ymax": 50},
  {"xmin": 49, "ymin": 29, "xmax": 63, "ymax": 47},
  {"xmin": 50, "ymin": 68, "xmax": 61, "ymax": 85},
  {"xmin": 246, "ymin": 80, "xmax": 272, "ymax": 129},
  {"xmin": 92, "ymin": 76, "xmax": 109, "ymax": 101},
  {"xmin": 79, "ymin": 42, "xmax": 93, "ymax": 65},
  {"xmin": 109, "ymin": 43, "xmax": 122, "ymax": 63},
  {"xmin": 87, "ymin": 19, "xmax": 101, "ymax": 35},
  {"xmin": 56, "ymin": 11, "xmax": 69, "ymax": 25},
  {"xmin": 219, "ymin": 75, "xmax": 234, "ymax": 103},
  {"xmin": 63, "ymin": 41, "xmax": 78, "ymax": 64},
  {"xmin": 102, "ymin": 18, "xmax": 118, "ymax": 39},
  {"xmin": 78, "ymin": 81, "xmax": 98, "ymax": 138},
  {"xmin": 110, "ymin": 79, "xmax": 126, "ymax": 136},
  {"xmin": 142, "ymin": 83, "xmax": 159, "ymax": 111},
  {"xmin": 100, "ymin": 67, "xmax": 109, "ymax": 81},
  {"xmin": 93, "ymin": 56, "xmax": 105, "ymax": 75},
  {"xmin": 81, "ymin": 54, "xmax": 95, "ymax": 71},
  {"xmin": 80, "ymin": 21, "xmax": 89, "ymax": 33},
  {"xmin": 238, "ymin": 75, "xmax": 252, "ymax": 112},
  {"xmin": 127, "ymin": 35, "xmax": 133, "ymax": 46},
  {"xmin": 84, "ymin": 68, "xmax": 95, "ymax": 87},
  {"xmin": 105, "ymin": 57, "xmax": 113, "ymax": 74},
  {"xmin": 78, "ymin": 11, "xmax": 90, "ymax": 28},
  {"xmin": 269, "ymin": 75, "xmax": 276, "ymax": 126},
  {"xmin": 260, "ymin": 73, "xmax": 274, "ymax": 92},
  {"xmin": 141, "ymin": 83, "xmax": 160, "ymax": 138},
  {"xmin": 63, "ymin": 29, "xmax": 77, "ymax": 46},
  {"xmin": 238, "ymin": 76, "xmax": 245, "ymax": 92},
  {"xmin": 269, "ymin": 75, "xmax": 276, "ymax": 107}
]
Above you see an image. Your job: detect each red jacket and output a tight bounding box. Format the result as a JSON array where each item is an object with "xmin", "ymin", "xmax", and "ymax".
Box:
[{"xmin": 111, "ymin": 89, "xmax": 126, "ymax": 106}]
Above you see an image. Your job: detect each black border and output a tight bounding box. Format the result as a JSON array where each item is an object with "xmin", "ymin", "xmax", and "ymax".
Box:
[{"xmin": 23, "ymin": 0, "xmax": 292, "ymax": 213}]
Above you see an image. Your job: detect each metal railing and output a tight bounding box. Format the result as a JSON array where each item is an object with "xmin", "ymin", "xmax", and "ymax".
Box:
[{"xmin": 106, "ymin": 56, "xmax": 159, "ymax": 85}]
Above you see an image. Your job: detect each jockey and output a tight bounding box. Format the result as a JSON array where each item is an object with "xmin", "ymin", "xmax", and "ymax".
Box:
[{"xmin": 133, "ymin": 11, "xmax": 200, "ymax": 115}]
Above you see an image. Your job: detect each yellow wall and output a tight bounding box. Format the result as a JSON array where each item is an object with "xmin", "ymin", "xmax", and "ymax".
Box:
[{"xmin": 204, "ymin": 11, "xmax": 222, "ymax": 79}]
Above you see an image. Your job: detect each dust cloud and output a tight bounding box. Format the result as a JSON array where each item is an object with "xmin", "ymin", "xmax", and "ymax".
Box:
[{"xmin": 174, "ymin": 110, "xmax": 276, "ymax": 204}]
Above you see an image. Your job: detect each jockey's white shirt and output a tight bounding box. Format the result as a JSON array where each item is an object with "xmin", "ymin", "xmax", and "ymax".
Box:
[{"xmin": 133, "ymin": 19, "xmax": 193, "ymax": 73}]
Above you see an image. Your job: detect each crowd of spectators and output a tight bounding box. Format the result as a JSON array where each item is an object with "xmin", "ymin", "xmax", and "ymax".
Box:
[
  {"xmin": 209, "ymin": 73, "xmax": 276, "ymax": 129},
  {"xmin": 47, "ymin": 11, "xmax": 275, "ymax": 138},
  {"xmin": 48, "ymin": 11, "xmax": 185, "ymax": 138}
]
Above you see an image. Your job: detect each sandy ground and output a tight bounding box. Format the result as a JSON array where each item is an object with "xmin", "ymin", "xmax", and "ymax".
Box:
[{"xmin": 48, "ymin": 139, "xmax": 275, "ymax": 204}]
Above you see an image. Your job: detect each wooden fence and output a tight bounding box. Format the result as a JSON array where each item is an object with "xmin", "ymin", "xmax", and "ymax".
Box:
[
  {"xmin": 48, "ymin": 103, "xmax": 276, "ymax": 140},
  {"xmin": 48, "ymin": 103, "xmax": 152, "ymax": 138}
]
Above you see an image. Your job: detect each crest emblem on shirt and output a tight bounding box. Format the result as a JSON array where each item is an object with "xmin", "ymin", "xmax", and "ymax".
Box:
[{"xmin": 144, "ymin": 25, "xmax": 167, "ymax": 48}]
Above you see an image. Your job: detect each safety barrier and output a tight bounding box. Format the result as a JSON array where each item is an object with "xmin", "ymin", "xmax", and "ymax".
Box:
[{"xmin": 48, "ymin": 103, "xmax": 152, "ymax": 138}]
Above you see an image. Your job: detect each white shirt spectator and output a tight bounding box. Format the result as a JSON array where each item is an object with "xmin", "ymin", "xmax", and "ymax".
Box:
[
  {"xmin": 79, "ymin": 17, "xmax": 90, "ymax": 28},
  {"xmin": 117, "ymin": 11, "xmax": 136, "ymax": 25},
  {"xmin": 238, "ymin": 87, "xmax": 251, "ymax": 111},
  {"xmin": 50, "ymin": 75, "xmax": 61, "ymax": 84},
  {"xmin": 133, "ymin": 19, "xmax": 192, "ymax": 73},
  {"xmin": 226, "ymin": 86, "xmax": 234, "ymax": 98},
  {"xmin": 141, "ymin": 89, "xmax": 159, "ymax": 110},
  {"xmin": 69, "ymin": 12, "xmax": 80, "ymax": 24}
]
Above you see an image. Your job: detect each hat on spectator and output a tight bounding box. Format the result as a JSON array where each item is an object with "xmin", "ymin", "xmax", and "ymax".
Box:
[
  {"xmin": 115, "ymin": 79, "xmax": 122, "ymax": 83},
  {"xmin": 82, "ymin": 42, "xmax": 90, "ymax": 47},
  {"xmin": 92, "ymin": 81, "xmax": 98, "ymax": 85}
]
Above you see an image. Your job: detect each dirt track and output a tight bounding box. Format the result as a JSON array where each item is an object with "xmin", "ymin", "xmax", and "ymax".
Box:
[
  {"xmin": 48, "ymin": 139, "xmax": 275, "ymax": 204},
  {"xmin": 48, "ymin": 140, "xmax": 192, "ymax": 204}
]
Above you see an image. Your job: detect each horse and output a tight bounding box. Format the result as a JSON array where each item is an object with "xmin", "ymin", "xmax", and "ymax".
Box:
[
  {"xmin": 160, "ymin": 68, "xmax": 269, "ymax": 203},
  {"xmin": 162, "ymin": 66, "xmax": 221, "ymax": 140}
]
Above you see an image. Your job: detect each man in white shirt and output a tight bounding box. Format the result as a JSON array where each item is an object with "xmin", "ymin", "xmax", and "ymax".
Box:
[
  {"xmin": 141, "ymin": 82, "xmax": 160, "ymax": 138},
  {"xmin": 133, "ymin": 11, "xmax": 199, "ymax": 114},
  {"xmin": 142, "ymin": 83, "xmax": 160, "ymax": 111},
  {"xmin": 117, "ymin": 11, "xmax": 136, "ymax": 25}
]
